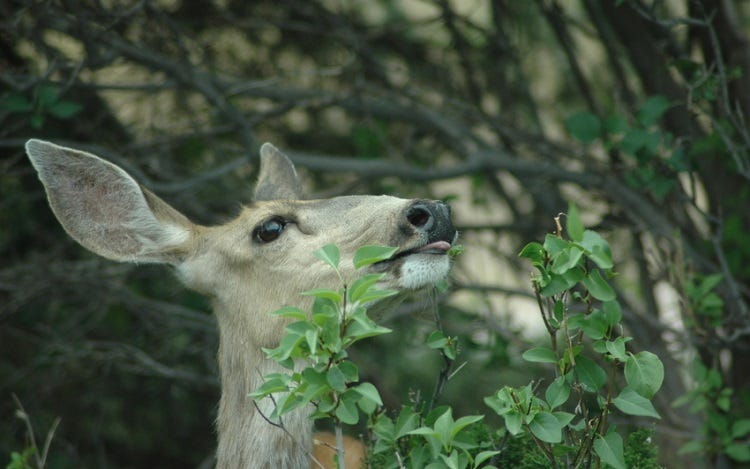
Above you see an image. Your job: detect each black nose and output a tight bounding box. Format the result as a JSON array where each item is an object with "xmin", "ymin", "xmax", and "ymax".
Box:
[{"xmin": 405, "ymin": 201, "xmax": 457, "ymax": 244}]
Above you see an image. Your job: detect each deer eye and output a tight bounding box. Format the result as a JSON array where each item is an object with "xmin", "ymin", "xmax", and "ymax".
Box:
[{"xmin": 253, "ymin": 217, "xmax": 287, "ymax": 243}]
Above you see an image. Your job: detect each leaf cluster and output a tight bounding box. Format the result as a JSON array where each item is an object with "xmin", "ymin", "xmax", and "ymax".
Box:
[
  {"xmin": 489, "ymin": 204, "xmax": 665, "ymax": 468},
  {"xmin": 371, "ymin": 406, "xmax": 497, "ymax": 469},
  {"xmin": 250, "ymin": 244, "xmax": 397, "ymax": 426},
  {"xmin": 0, "ymin": 85, "xmax": 82, "ymax": 129}
]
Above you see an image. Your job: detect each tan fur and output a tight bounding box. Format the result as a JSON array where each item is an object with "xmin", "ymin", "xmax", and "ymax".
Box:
[
  {"xmin": 26, "ymin": 140, "xmax": 456, "ymax": 468},
  {"xmin": 312, "ymin": 432, "xmax": 367, "ymax": 468}
]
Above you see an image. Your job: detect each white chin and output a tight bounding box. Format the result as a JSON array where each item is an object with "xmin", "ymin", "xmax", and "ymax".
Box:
[{"xmin": 397, "ymin": 254, "xmax": 451, "ymax": 290}]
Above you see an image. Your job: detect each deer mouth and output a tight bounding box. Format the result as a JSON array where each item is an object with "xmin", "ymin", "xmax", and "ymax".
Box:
[
  {"xmin": 374, "ymin": 240, "xmax": 452, "ymax": 268},
  {"xmin": 395, "ymin": 240, "xmax": 452, "ymax": 258},
  {"xmin": 368, "ymin": 238, "xmax": 454, "ymax": 290}
]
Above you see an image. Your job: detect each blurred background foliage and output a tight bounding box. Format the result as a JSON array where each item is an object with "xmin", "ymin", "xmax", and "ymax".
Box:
[{"xmin": 2, "ymin": 0, "xmax": 750, "ymax": 467}]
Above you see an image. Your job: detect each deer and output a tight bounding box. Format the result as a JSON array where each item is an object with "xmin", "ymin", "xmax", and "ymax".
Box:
[{"xmin": 25, "ymin": 139, "xmax": 458, "ymax": 468}]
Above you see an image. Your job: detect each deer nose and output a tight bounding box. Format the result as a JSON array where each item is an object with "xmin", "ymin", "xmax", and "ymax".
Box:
[{"xmin": 405, "ymin": 201, "xmax": 457, "ymax": 244}]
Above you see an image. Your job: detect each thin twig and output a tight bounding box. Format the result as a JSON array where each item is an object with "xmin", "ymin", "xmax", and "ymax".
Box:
[{"xmin": 427, "ymin": 291, "xmax": 454, "ymax": 413}]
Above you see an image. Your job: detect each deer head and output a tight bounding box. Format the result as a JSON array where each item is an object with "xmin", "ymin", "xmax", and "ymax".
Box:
[{"xmin": 25, "ymin": 139, "xmax": 457, "ymax": 468}]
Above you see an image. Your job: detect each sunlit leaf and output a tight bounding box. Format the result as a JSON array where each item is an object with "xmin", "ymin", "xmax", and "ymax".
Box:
[
  {"xmin": 519, "ymin": 242, "xmax": 545, "ymax": 264},
  {"xmin": 352, "ymin": 382, "xmax": 383, "ymax": 407},
  {"xmin": 314, "ymin": 244, "xmax": 340, "ymax": 269},
  {"xmin": 523, "ymin": 347, "xmax": 557, "ymax": 364},
  {"xmin": 583, "ymin": 269, "xmax": 616, "ymax": 301},
  {"xmin": 270, "ymin": 306, "xmax": 307, "ymax": 320},
  {"xmin": 624, "ymin": 351, "xmax": 664, "ymax": 398},
  {"xmin": 353, "ymin": 245, "xmax": 398, "ymax": 269},
  {"xmin": 529, "ymin": 411, "xmax": 563, "ymax": 443},
  {"xmin": 613, "ymin": 387, "xmax": 661, "ymax": 418}
]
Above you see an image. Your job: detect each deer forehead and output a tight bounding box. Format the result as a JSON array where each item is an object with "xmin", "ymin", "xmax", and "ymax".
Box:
[{"xmin": 247, "ymin": 194, "xmax": 409, "ymax": 225}]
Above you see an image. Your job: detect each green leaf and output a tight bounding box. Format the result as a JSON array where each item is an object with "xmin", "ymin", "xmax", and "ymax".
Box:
[
  {"xmin": 579, "ymin": 309, "xmax": 609, "ymax": 340},
  {"xmin": 37, "ymin": 85, "xmax": 59, "ymax": 106},
  {"xmin": 575, "ymin": 355, "xmax": 607, "ymax": 392},
  {"xmin": 503, "ymin": 411, "xmax": 523, "ymax": 435},
  {"xmin": 519, "ymin": 242, "xmax": 545, "ymax": 264},
  {"xmin": 352, "ymin": 382, "xmax": 383, "ymax": 406},
  {"xmin": 475, "ymin": 451, "xmax": 501, "ymax": 467},
  {"xmin": 353, "ymin": 245, "xmax": 398, "ymax": 269},
  {"xmin": 550, "ymin": 245, "xmax": 584, "ymax": 274},
  {"xmin": 594, "ymin": 432, "xmax": 626, "ymax": 469},
  {"xmin": 275, "ymin": 393, "xmax": 305, "ymax": 417},
  {"xmin": 426, "ymin": 330, "xmax": 449, "ymax": 349},
  {"xmin": 326, "ymin": 366, "xmax": 347, "ymax": 392},
  {"xmin": 450, "ymin": 414, "xmax": 484, "ymax": 439},
  {"xmin": 726, "ymin": 443, "xmax": 750, "ymax": 462},
  {"xmin": 565, "ymin": 111, "xmax": 602, "ymax": 144},
  {"xmin": 338, "ymin": 360, "xmax": 359, "ymax": 382},
  {"xmin": 604, "ymin": 114, "xmax": 629, "ymax": 134},
  {"xmin": 314, "ymin": 243, "xmax": 340, "ymax": 269},
  {"xmin": 30, "ymin": 113, "xmax": 45, "ymax": 129},
  {"xmin": 566, "ymin": 203, "xmax": 584, "ymax": 242},
  {"xmin": 0, "ymin": 93, "xmax": 33, "ymax": 112},
  {"xmin": 335, "ymin": 392, "xmax": 360, "ymax": 425},
  {"xmin": 249, "ymin": 374, "xmax": 291, "ymax": 399},
  {"xmin": 47, "ymin": 100, "xmax": 83, "ymax": 119},
  {"xmin": 619, "ymin": 128, "xmax": 648, "ymax": 155},
  {"xmin": 528, "ymin": 411, "xmax": 563, "ymax": 443},
  {"xmin": 605, "ymin": 337, "xmax": 629, "ymax": 362},
  {"xmin": 349, "ymin": 273, "xmax": 386, "ymax": 303},
  {"xmin": 522, "ymin": 347, "xmax": 557, "ymax": 364},
  {"xmin": 406, "ymin": 426, "xmax": 439, "ymax": 437},
  {"xmin": 602, "ymin": 300, "xmax": 622, "ymax": 326},
  {"xmin": 553, "ymin": 411, "xmax": 574, "ymax": 428},
  {"xmin": 624, "ymin": 351, "xmax": 664, "ymax": 398},
  {"xmin": 543, "ymin": 234, "xmax": 569, "ymax": 258},
  {"xmin": 432, "ymin": 407, "xmax": 453, "ymax": 444},
  {"xmin": 305, "ymin": 329, "xmax": 318, "ymax": 355},
  {"xmin": 583, "ymin": 269, "xmax": 616, "ymax": 301},
  {"xmin": 580, "ymin": 230, "xmax": 613, "ymax": 269},
  {"xmin": 731, "ymin": 419, "xmax": 750, "ymax": 439},
  {"xmin": 637, "ymin": 95, "xmax": 672, "ymax": 126},
  {"xmin": 270, "ymin": 306, "xmax": 307, "ymax": 320},
  {"xmin": 302, "ymin": 288, "xmax": 342, "ymax": 303},
  {"xmin": 677, "ymin": 440, "xmax": 704, "ymax": 455},
  {"xmin": 545, "ymin": 376, "xmax": 571, "ymax": 409},
  {"xmin": 394, "ymin": 407, "xmax": 419, "ymax": 438},
  {"xmin": 265, "ymin": 331, "xmax": 305, "ymax": 361},
  {"xmin": 540, "ymin": 267, "xmax": 585, "ymax": 297},
  {"xmin": 300, "ymin": 368, "xmax": 329, "ymax": 401},
  {"xmin": 352, "ymin": 287, "xmax": 398, "ymax": 304},
  {"xmin": 344, "ymin": 319, "xmax": 392, "ymax": 343},
  {"xmin": 448, "ymin": 244, "xmax": 464, "ymax": 258},
  {"xmin": 613, "ymin": 387, "xmax": 661, "ymax": 419}
]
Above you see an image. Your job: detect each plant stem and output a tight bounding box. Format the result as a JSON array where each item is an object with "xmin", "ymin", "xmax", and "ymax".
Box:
[
  {"xmin": 428, "ymin": 294, "xmax": 453, "ymax": 412},
  {"xmin": 335, "ymin": 422, "xmax": 346, "ymax": 469}
]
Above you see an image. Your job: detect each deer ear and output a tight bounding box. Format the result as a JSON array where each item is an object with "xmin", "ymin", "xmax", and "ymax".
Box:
[
  {"xmin": 254, "ymin": 143, "xmax": 303, "ymax": 201},
  {"xmin": 25, "ymin": 139, "xmax": 195, "ymax": 264}
]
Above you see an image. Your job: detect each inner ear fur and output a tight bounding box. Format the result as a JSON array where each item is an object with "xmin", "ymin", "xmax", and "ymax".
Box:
[
  {"xmin": 254, "ymin": 143, "xmax": 303, "ymax": 201},
  {"xmin": 25, "ymin": 139, "xmax": 194, "ymax": 264}
]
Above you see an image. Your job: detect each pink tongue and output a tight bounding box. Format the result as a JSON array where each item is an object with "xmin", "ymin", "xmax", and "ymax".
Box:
[{"xmin": 418, "ymin": 241, "xmax": 451, "ymax": 252}]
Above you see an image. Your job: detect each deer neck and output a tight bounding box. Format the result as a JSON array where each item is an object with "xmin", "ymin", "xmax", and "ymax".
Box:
[{"xmin": 212, "ymin": 295, "xmax": 312, "ymax": 468}]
